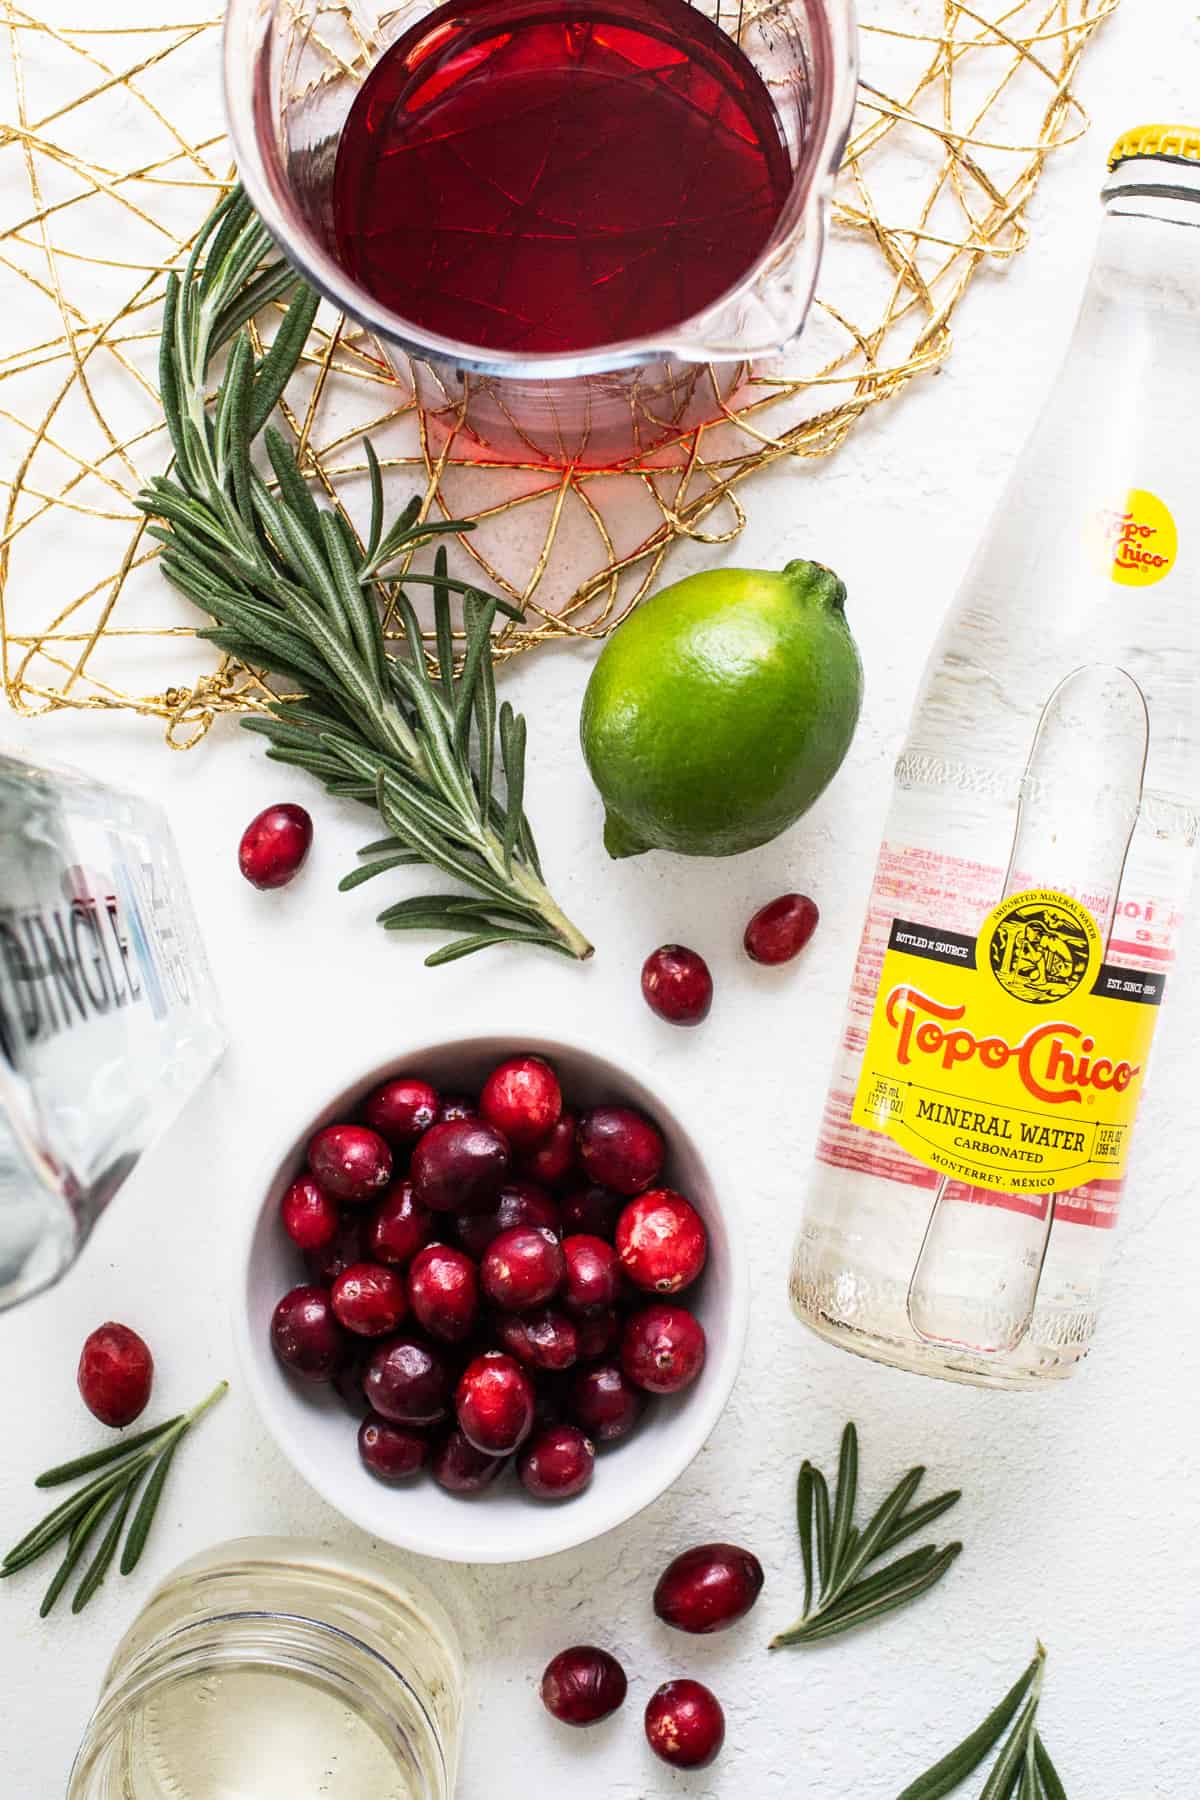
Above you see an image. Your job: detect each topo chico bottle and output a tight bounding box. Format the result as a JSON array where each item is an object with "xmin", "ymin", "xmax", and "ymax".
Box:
[{"xmin": 790, "ymin": 124, "xmax": 1200, "ymax": 1388}]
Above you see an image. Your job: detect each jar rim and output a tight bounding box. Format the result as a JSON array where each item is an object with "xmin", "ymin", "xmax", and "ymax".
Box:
[{"xmin": 69, "ymin": 1608, "xmax": 448, "ymax": 1800}]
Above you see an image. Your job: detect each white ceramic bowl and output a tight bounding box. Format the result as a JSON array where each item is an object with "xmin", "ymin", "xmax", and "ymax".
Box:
[{"xmin": 236, "ymin": 1032, "xmax": 749, "ymax": 1564}]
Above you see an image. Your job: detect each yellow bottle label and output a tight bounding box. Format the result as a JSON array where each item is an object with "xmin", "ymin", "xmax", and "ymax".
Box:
[
  {"xmin": 850, "ymin": 889, "xmax": 1163, "ymax": 1196},
  {"xmin": 1101, "ymin": 488, "xmax": 1177, "ymax": 587}
]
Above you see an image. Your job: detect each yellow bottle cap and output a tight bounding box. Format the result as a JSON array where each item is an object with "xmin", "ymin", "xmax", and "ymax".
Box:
[{"xmin": 1108, "ymin": 123, "xmax": 1200, "ymax": 170}]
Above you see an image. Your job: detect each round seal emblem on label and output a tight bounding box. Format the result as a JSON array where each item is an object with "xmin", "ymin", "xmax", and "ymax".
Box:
[{"xmin": 983, "ymin": 889, "xmax": 1101, "ymax": 1006}]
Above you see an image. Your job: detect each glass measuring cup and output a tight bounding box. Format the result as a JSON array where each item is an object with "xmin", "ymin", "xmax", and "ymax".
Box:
[{"xmin": 222, "ymin": 0, "xmax": 857, "ymax": 467}]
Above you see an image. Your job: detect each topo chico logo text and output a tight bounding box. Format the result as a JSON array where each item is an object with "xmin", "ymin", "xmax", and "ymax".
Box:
[{"xmin": 884, "ymin": 985, "xmax": 1140, "ymax": 1107}]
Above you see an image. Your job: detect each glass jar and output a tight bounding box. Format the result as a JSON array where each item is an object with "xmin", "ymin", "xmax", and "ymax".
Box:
[
  {"xmin": 68, "ymin": 1538, "xmax": 464, "ymax": 1800},
  {"xmin": 222, "ymin": 0, "xmax": 857, "ymax": 468},
  {"xmin": 0, "ymin": 750, "xmax": 224, "ymax": 1310}
]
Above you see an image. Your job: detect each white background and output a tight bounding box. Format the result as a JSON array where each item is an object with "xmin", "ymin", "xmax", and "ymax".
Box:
[{"xmin": 3, "ymin": 3, "xmax": 1200, "ymax": 1795}]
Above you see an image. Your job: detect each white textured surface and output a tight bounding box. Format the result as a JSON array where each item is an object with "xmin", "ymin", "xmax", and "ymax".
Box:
[{"xmin": 3, "ymin": 6, "xmax": 1200, "ymax": 1794}]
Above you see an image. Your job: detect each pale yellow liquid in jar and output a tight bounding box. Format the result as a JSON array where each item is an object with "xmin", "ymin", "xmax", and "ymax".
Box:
[{"xmin": 119, "ymin": 1665, "xmax": 420, "ymax": 1799}]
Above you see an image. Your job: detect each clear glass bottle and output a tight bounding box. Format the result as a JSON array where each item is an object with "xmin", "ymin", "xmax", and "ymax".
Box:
[
  {"xmin": 68, "ymin": 1538, "xmax": 464, "ymax": 1800},
  {"xmin": 0, "ymin": 751, "xmax": 224, "ymax": 1308},
  {"xmin": 790, "ymin": 125, "xmax": 1200, "ymax": 1388}
]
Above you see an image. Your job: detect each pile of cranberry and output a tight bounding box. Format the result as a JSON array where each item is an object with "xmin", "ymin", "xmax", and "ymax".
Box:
[{"xmin": 269, "ymin": 1055, "xmax": 710, "ymax": 1502}]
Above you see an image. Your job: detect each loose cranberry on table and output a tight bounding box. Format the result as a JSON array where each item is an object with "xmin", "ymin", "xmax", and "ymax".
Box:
[
  {"xmin": 480, "ymin": 1226, "xmax": 566, "ymax": 1312},
  {"xmin": 455, "ymin": 1180, "xmax": 560, "ymax": 1260},
  {"xmin": 358, "ymin": 1414, "xmax": 428, "ymax": 1482},
  {"xmin": 331, "ymin": 1262, "xmax": 408, "ymax": 1337},
  {"xmin": 238, "ymin": 802, "xmax": 312, "ymax": 890},
  {"xmin": 411, "ymin": 1118, "xmax": 510, "ymax": 1213},
  {"xmin": 363, "ymin": 1076, "xmax": 439, "ymax": 1147},
  {"xmin": 307, "ymin": 1123, "xmax": 393, "ymax": 1204},
  {"xmin": 654, "ymin": 1543, "xmax": 765, "ymax": 1634},
  {"xmin": 430, "ymin": 1426, "xmax": 507, "ymax": 1495},
  {"xmin": 575, "ymin": 1307, "xmax": 620, "ymax": 1360},
  {"xmin": 561, "ymin": 1235, "xmax": 621, "ymax": 1315},
  {"xmin": 517, "ymin": 1110, "xmax": 577, "ymax": 1187},
  {"xmin": 744, "ymin": 891, "xmax": 820, "ymax": 965},
  {"xmin": 479, "ymin": 1055, "xmax": 562, "ymax": 1148},
  {"xmin": 645, "ymin": 1679, "xmax": 725, "ymax": 1770},
  {"xmin": 621, "ymin": 1303, "xmax": 706, "ymax": 1395},
  {"xmin": 280, "ymin": 1175, "xmax": 339, "ymax": 1252},
  {"xmin": 519, "ymin": 1423, "xmax": 595, "ymax": 1500},
  {"xmin": 568, "ymin": 1361, "xmax": 643, "ymax": 1443},
  {"xmin": 456, "ymin": 1351, "xmax": 534, "ymax": 1455},
  {"xmin": 641, "ymin": 943, "xmax": 714, "ymax": 1026},
  {"xmin": 560, "ymin": 1185, "xmax": 623, "ymax": 1240},
  {"xmin": 367, "ymin": 1181, "xmax": 433, "ymax": 1268},
  {"xmin": 77, "ymin": 1322, "xmax": 154, "ymax": 1427},
  {"xmin": 407, "ymin": 1244, "xmax": 479, "ymax": 1343},
  {"xmin": 541, "ymin": 1646, "xmax": 627, "ymax": 1727},
  {"xmin": 271, "ymin": 1285, "xmax": 346, "ymax": 1383},
  {"xmin": 616, "ymin": 1190, "xmax": 708, "ymax": 1296},
  {"xmin": 576, "ymin": 1106, "xmax": 664, "ymax": 1197},
  {"xmin": 495, "ymin": 1308, "xmax": 579, "ymax": 1372},
  {"xmin": 363, "ymin": 1333, "xmax": 449, "ymax": 1426}
]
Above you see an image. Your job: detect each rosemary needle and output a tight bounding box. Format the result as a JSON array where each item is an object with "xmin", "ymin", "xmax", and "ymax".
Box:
[
  {"xmin": 896, "ymin": 1645, "xmax": 1072, "ymax": 1800},
  {"xmin": 137, "ymin": 185, "xmax": 592, "ymax": 967},
  {"xmin": 770, "ymin": 1422, "xmax": 962, "ymax": 1649},
  {"xmin": 2, "ymin": 1381, "xmax": 228, "ymax": 1617}
]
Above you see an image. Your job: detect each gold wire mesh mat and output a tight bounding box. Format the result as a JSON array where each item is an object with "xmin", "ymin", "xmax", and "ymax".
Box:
[{"xmin": 0, "ymin": 0, "xmax": 1117, "ymax": 746}]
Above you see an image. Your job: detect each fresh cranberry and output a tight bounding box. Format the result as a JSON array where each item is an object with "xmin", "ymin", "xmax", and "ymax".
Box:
[
  {"xmin": 561, "ymin": 1235, "xmax": 621, "ymax": 1315},
  {"xmin": 357, "ymin": 1414, "xmax": 428, "ymax": 1482},
  {"xmin": 744, "ymin": 892, "xmax": 820, "ymax": 965},
  {"xmin": 575, "ymin": 1308, "xmax": 620, "ymax": 1359},
  {"xmin": 517, "ymin": 1111, "xmax": 577, "ymax": 1187},
  {"xmin": 280, "ymin": 1175, "xmax": 339, "ymax": 1252},
  {"xmin": 436, "ymin": 1094, "xmax": 477, "ymax": 1124},
  {"xmin": 271, "ymin": 1285, "xmax": 346, "ymax": 1383},
  {"xmin": 568, "ymin": 1361, "xmax": 644, "ymax": 1443},
  {"xmin": 455, "ymin": 1181, "xmax": 560, "ymax": 1260},
  {"xmin": 304, "ymin": 1215, "xmax": 367, "ymax": 1284},
  {"xmin": 363, "ymin": 1334, "xmax": 449, "ymax": 1425},
  {"xmin": 307, "ymin": 1123, "xmax": 392, "ymax": 1204},
  {"xmin": 560, "ymin": 1186, "xmax": 623, "ymax": 1240},
  {"xmin": 238, "ymin": 802, "xmax": 312, "ymax": 889},
  {"xmin": 641, "ymin": 944, "xmax": 713, "ymax": 1026},
  {"xmin": 577, "ymin": 1107, "xmax": 664, "ymax": 1196},
  {"xmin": 363, "ymin": 1076, "xmax": 439, "ymax": 1147},
  {"xmin": 645, "ymin": 1680, "xmax": 725, "ymax": 1769},
  {"xmin": 456, "ymin": 1351, "xmax": 534, "ymax": 1455},
  {"xmin": 407, "ymin": 1245, "xmax": 479, "ymax": 1343},
  {"xmin": 479, "ymin": 1055, "xmax": 562, "ymax": 1149},
  {"xmin": 654, "ymin": 1544, "xmax": 765, "ymax": 1634},
  {"xmin": 494, "ymin": 1309, "xmax": 579, "ymax": 1371},
  {"xmin": 77, "ymin": 1323, "xmax": 154, "ymax": 1427},
  {"xmin": 430, "ymin": 1426, "xmax": 507, "ymax": 1495},
  {"xmin": 411, "ymin": 1119, "xmax": 510, "ymax": 1213},
  {"xmin": 621, "ymin": 1304, "xmax": 706, "ymax": 1394},
  {"xmin": 331, "ymin": 1262, "xmax": 408, "ymax": 1337},
  {"xmin": 480, "ymin": 1227, "xmax": 565, "ymax": 1312},
  {"xmin": 367, "ymin": 1180, "xmax": 433, "ymax": 1267},
  {"xmin": 519, "ymin": 1423, "xmax": 594, "ymax": 1500},
  {"xmin": 541, "ymin": 1647, "xmax": 627, "ymax": 1726},
  {"xmin": 332, "ymin": 1349, "xmax": 371, "ymax": 1416},
  {"xmin": 616, "ymin": 1190, "xmax": 708, "ymax": 1296}
]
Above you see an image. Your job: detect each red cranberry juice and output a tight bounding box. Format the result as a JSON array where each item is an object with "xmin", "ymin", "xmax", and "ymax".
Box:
[{"xmin": 332, "ymin": 0, "xmax": 793, "ymax": 356}]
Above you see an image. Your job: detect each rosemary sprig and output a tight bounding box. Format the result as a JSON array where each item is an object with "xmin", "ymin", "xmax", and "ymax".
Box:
[
  {"xmin": 769, "ymin": 1422, "xmax": 962, "ymax": 1648},
  {"xmin": 896, "ymin": 1645, "xmax": 1070, "ymax": 1798},
  {"xmin": 1, "ymin": 1381, "xmax": 227, "ymax": 1616},
  {"xmin": 136, "ymin": 186, "xmax": 592, "ymax": 966}
]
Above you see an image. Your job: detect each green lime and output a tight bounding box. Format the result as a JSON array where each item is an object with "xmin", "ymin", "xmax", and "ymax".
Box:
[{"xmin": 580, "ymin": 560, "xmax": 863, "ymax": 859}]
